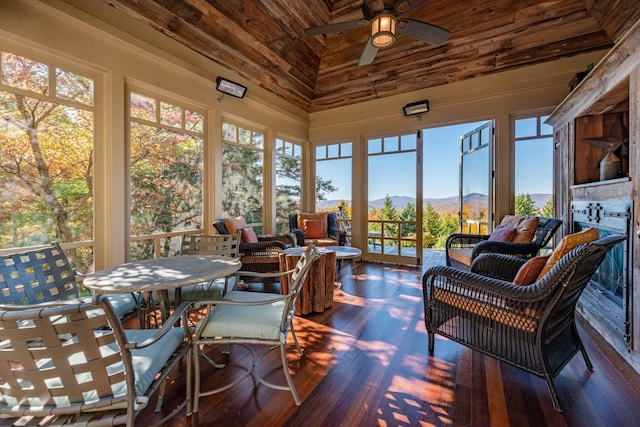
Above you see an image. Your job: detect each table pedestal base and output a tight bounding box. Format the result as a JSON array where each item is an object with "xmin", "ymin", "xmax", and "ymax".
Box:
[{"xmin": 279, "ymin": 250, "xmax": 336, "ymax": 315}]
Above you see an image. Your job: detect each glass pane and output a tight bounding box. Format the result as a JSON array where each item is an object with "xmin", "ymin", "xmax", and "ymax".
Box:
[
  {"xmin": 185, "ymin": 110, "xmax": 203, "ymax": 133},
  {"xmin": 56, "ymin": 68, "xmax": 94, "ymax": 106},
  {"xmin": 0, "ymin": 90, "xmax": 94, "ymax": 253},
  {"xmin": 515, "ymin": 137, "xmax": 553, "ymax": 215},
  {"xmin": 401, "ymin": 134, "xmax": 416, "ymax": 151},
  {"xmin": 221, "ymin": 143, "xmax": 263, "ymax": 225},
  {"xmin": 130, "ymin": 92, "xmax": 156, "ymax": 121},
  {"xmin": 284, "ymin": 141, "xmax": 293, "ymax": 157},
  {"xmin": 1, "ymin": 52, "xmax": 48, "ymax": 95},
  {"xmin": 129, "ymin": 123, "xmax": 203, "ymax": 236},
  {"xmin": 461, "ymin": 148, "xmax": 489, "ymax": 234},
  {"xmin": 341, "ymin": 142, "xmax": 352, "ymax": 157},
  {"xmin": 276, "ymin": 150, "xmax": 301, "ymax": 230},
  {"xmin": 540, "ymin": 116, "xmax": 553, "ymax": 136},
  {"xmin": 275, "ymin": 138, "xmax": 284, "ymax": 152},
  {"xmin": 369, "ymin": 138, "xmax": 382, "ymax": 154},
  {"xmin": 471, "ymin": 132, "xmax": 480, "ymax": 149},
  {"xmin": 384, "ymin": 136, "xmax": 399, "ymax": 152},
  {"xmin": 160, "ymin": 102, "xmax": 182, "ymax": 128},
  {"xmin": 327, "ymin": 144, "xmax": 339, "ymax": 158},
  {"xmin": 316, "ymin": 145, "xmax": 326, "ymax": 160},
  {"xmin": 293, "ymin": 144, "xmax": 302, "ymax": 158},
  {"xmin": 480, "ymin": 125, "xmax": 491, "ymax": 146},
  {"xmin": 252, "ymin": 131, "xmax": 264, "ymax": 149},
  {"xmin": 238, "ymin": 127, "xmax": 251, "ymax": 145},
  {"xmin": 515, "ymin": 117, "xmax": 537, "ymax": 138},
  {"xmin": 222, "ymin": 121, "xmax": 236, "ymax": 142}
]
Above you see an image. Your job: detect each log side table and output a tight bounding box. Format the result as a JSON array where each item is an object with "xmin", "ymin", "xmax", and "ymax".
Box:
[{"xmin": 279, "ymin": 246, "xmax": 336, "ymax": 315}]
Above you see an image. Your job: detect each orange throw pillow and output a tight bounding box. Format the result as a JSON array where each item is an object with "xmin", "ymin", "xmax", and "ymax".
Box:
[
  {"xmin": 298, "ymin": 212, "xmax": 328, "ymax": 237},
  {"xmin": 240, "ymin": 227, "xmax": 258, "ymax": 243},
  {"xmin": 303, "ymin": 219, "xmax": 325, "ymax": 239},
  {"xmin": 513, "ymin": 255, "xmax": 550, "ymax": 286},
  {"xmin": 225, "ymin": 216, "xmax": 247, "ymax": 234},
  {"xmin": 536, "ymin": 227, "xmax": 599, "ymax": 281},
  {"xmin": 498, "ymin": 215, "xmax": 539, "ymax": 243}
]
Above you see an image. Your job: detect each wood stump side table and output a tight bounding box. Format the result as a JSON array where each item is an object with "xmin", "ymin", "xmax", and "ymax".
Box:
[{"xmin": 279, "ymin": 247, "xmax": 336, "ymax": 315}]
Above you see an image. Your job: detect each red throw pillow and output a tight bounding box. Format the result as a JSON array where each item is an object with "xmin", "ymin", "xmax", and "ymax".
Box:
[
  {"xmin": 240, "ymin": 227, "xmax": 258, "ymax": 243},
  {"xmin": 513, "ymin": 255, "xmax": 550, "ymax": 286},
  {"xmin": 488, "ymin": 225, "xmax": 517, "ymax": 242},
  {"xmin": 303, "ymin": 219, "xmax": 325, "ymax": 239}
]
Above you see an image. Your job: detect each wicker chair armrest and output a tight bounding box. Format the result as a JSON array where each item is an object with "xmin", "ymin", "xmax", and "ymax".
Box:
[
  {"xmin": 328, "ymin": 226, "xmax": 346, "ymax": 245},
  {"xmin": 422, "ymin": 265, "xmax": 545, "ymax": 305},
  {"xmin": 240, "ymin": 240, "xmax": 287, "ymax": 255},
  {"xmin": 291, "ymin": 229, "xmax": 305, "ymax": 246},
  {"xmin": 123, "ymin": 301, "xmax": 192, "ymax": 349},
  {"xmin": 258, "ymin": 233, "xmax": 295, "ymax": 246},
  {"xmin": 445, "ymin": 233, "xmax": 490, "ymax": 249},
  {"xmin": 471, "ymin": 253, "xmax": 528, "ymax": 281},
  {"xmin": 472, "ymin": 240, "xmax": 541, "ymax": 259}
]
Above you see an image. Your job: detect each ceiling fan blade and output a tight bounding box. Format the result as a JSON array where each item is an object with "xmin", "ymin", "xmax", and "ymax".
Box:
[
  {"xmin": 394, "ymin": 0, "xmax": 430, "ymax": 15},
  {"xmin": 358, "ymin": 37, "xmax": 379, "ymax": 66},
  {"xmin": 304, "ymin": 20, "xmax": 369, "ymax": 36},
  {"xmin": 397, "ymin": 18, "xmax": 450, "ymax": 45}
]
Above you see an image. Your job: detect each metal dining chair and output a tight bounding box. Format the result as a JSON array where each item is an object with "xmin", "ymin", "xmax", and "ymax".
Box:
[
  {"xmin": 0, "ymin": 295, "xmax": 192, "ymax": 426},
  {"xmin": 192, "ymin": 243, "xmax": 321, "ymax": 410}
]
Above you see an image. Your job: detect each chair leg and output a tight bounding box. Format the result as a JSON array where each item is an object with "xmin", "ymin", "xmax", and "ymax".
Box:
[
  {"xmin": 544, "ymin": 375, "xmax": 563, "ymax": 412},
  {"xmin": 428, "ymin": 332, "xmax": 435, "ymax": 353},
  {"xmin": 280, "ymin": 344, "xmax": 301, "ymax": 405},
  {"xmin": 290, "ymin": 324, "xmax": 303, "ymax": 356},
  {"xmin": 192, "ymin": 344, "xmax": 201, "ymax": 414}
]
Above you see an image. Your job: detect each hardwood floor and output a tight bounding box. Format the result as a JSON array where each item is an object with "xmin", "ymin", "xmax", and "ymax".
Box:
[{"xmin": 144, "ymin": 256, "xmax": 640, "ymax": 426}]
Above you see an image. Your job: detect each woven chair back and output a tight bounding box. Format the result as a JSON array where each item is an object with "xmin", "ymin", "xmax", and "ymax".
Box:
[
  {"xmin": 181, "ymin": 232, "xmax": 241, "ymax": 258},
  {"xmin": 0, "ymin": 243, "xmax": 79, "ymax": 305}
]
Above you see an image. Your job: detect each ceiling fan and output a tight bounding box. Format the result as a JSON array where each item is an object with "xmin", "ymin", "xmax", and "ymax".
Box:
[{"xmin": 304, "ymin": 0, "xmax": 450, "ymax": 66}]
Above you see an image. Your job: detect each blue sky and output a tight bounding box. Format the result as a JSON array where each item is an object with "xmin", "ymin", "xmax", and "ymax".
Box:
[{"xmin": 317, "ymin": 118, "xmax": 553, "ymax": 202}]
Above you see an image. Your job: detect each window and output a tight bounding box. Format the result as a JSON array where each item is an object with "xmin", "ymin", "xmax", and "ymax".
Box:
[
  {"xmin": 315, "ymin": 142, "xmax": 352, "ymax": 242},
  {"xmin": 129, "ymin": 90, "xmax": 204, "ymax": 260},
  {"xmin": 221, "ymin": 120, "xmax": 264, "ymax": 233},
  {"xmin": 513, "ymin": 114, "xmax": 553, "ymax": 216},
  {"xmin": 275, "ymin": 137, "xmax": 301, "ymax": 233},
  {"xmin": 0, "ymin": 51, "xmax": 95, "ymax": 268}
]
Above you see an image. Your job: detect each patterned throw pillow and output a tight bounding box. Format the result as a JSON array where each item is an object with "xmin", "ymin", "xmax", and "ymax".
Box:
[
  {"xmin": 303, "ymin": 219, "xmax": 325, "ymax": 239},
  {"xmin": 499, "ymin": 215, "xmax": 539, "ymax": 243}
]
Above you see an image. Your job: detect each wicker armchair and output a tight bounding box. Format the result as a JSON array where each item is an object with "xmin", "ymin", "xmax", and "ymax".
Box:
[
  {"xmin": 288, "ymin": 212, "xmax": 347, "ymax": 246},
  {"xmin": 423, "ymin": 234, "xmax": 626, "ymax": 411},
  {"xmin": 446, "ymin": 216, "xmax": 562, "ymax": 270},
  {"xmin": 213, "ymin": 218, "xmax": 295, "ymax": 273}
]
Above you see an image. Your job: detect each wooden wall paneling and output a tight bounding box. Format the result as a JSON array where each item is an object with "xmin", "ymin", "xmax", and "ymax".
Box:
[{"xmin": 630, "ymin": 67, "xmax": 640, "ymax": 352}]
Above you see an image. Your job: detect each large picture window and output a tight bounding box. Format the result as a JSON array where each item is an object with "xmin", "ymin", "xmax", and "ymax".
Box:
[
  {"xmin": 315, "ymin": 142, "xmax": 352, "ymax": 242},
  {"xmin": 221, "ymin": 120, "xmax": 264, "ymax": 233},
  {"xmin": 275, "ymin": 137, "xmax": 302, "ymax": 233},
  {"xmin": 0, "ymin": 51, "xmax": 95, "ymax": 268},
  {"xmin": 129, "ymin": 90, "xmax": 204, "ymax": 260}
]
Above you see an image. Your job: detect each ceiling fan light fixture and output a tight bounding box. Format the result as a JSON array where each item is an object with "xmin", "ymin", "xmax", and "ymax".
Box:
[{"xmin": 371, "ymin": 14, "xmax": 396, "ymax": 48}]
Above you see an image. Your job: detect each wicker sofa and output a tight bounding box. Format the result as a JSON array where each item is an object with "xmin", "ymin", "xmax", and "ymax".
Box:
[
  {"xmin": 446, "ymin": 216, "xmax": 562, "ymax": 271},
  {"xmin": 423, "ymin": 233, "xmax": 625, "ymax": 411}
]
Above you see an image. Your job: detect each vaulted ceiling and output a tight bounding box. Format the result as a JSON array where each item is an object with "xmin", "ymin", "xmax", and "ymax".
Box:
[{"xmin": 101, "ymin": 0, "xmax": 640, "ymax": 112}]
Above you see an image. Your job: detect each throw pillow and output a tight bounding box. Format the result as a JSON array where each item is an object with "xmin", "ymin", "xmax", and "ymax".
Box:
[
  {"xmin": 513, "ymin": 255, "xmax": 550, "ymax": 286},
  {"xmin": 499, "ymin": 215, "xmax": 525, "ymax": 228},
  {"xmin": 240, "ymin": 227, "xmax": 258, "ymax": 243},
  {"xmin": 536, "ymin": 227, "xmax": 599, "ymax": 281},
  {"xmin": 225, "ymin": 216, "xmax": 247, "ymax": 235},
  {"xmin": 512, "ymin": 216, "xmax": 539, "ymax": 243},
  {"xmin": 303, "ymin": 219, "xmax": 325, "ymax": 239},
  {"xmin": 298, "ymin": 212, "xmax": 328, "ymax": 237},
  {"xmin": 488, "ymin": 225, "xmax": 517, "ymax": 242}
]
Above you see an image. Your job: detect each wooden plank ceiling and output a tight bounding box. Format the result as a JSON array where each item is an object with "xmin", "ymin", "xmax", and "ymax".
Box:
[{"xmin": 101, "ymin": 0, "xmax": 640, "ymax": 112}]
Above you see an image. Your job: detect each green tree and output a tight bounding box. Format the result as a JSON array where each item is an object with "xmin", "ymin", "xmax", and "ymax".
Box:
[
  {"xmin": 515, "ymin": 193, "xmax": 536, "ymax": 216},
  {"xmin": 379, "ymin": 194, "xmax": 398, "ymax": 237},
  {"xmin": 540, "ymin": 197, "xmax": 553, "ymax": 217},
  {"xmin": 399, "ymin": 202, "xmax": 416, "ymax": 244},
  {"xmin": 422, "ymin": 203, "xmax": 440, "ymax": 248},
  {"xmin": 435, "ymin": 213, "xmax": 458, "ymax": 248}
]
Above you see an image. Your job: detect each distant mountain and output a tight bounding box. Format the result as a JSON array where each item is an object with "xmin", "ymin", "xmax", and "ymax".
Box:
[{"xmin": 318, "ymin": 193, "xmax": 551, "ymax": 214}]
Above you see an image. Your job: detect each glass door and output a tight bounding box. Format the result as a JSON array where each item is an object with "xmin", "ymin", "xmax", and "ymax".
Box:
[
  {"xmin": 366, "ymin": 133, "xmax": 421, "ymax": 265},
  {"xmin": 459, "ymin": 122, "xmax": 493, "ymax": 235}
]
